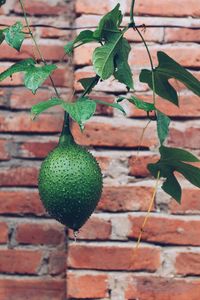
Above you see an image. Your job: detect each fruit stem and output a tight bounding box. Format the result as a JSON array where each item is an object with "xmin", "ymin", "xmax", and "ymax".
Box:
[{"xmin": 59, "ymin": 112, "xmax": 74, "ymax": 145}]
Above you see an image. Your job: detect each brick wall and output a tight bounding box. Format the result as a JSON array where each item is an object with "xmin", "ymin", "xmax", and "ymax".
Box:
[{"xmin": 0, "ymin": 0, "xmax": 200, "ymax": 299}]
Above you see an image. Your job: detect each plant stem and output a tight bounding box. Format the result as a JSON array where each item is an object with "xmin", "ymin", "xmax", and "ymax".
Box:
[
  {"xmin": 135, "ymin": 170, "xmax": 160, "ymax": 249},
  {"xmin": 134, "ymin": 27, "xmax": 156, "ymax": 105},
  {"xmin": 130, "ymin": 0, "xmax": 136, "ymax": 24},
  {"xmin": 19, "ymin": 0, "xmax": 60, "ymax": 99}
]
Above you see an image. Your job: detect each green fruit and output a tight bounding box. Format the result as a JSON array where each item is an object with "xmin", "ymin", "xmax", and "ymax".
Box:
[
  {"xmin": 38, "ymin": 124, "xmax": 103, "ymax": 231},
  {"xmin": 0, "ymin": 0, "xmax": 6, "ymax": 6}
]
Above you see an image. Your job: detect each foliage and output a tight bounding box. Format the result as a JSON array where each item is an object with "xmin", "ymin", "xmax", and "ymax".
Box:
[{"xmin": 0, "ymin": 1, "xmax": 200, "ymax": 203}]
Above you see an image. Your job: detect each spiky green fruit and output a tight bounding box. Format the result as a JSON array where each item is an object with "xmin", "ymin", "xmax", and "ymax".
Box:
[{"xmin": 38, "ymin": 128, "xmax": 103, "ymax": 230}]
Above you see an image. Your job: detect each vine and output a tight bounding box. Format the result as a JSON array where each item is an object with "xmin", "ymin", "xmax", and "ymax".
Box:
[{"xmin": 0, "ymin": 0, "xmax": 200, "ymax": 240}]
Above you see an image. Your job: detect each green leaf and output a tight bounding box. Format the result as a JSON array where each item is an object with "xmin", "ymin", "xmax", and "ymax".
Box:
[
  {"xmin": 79, "ymin": 76, "xmax": 99, "ymax": 94},
  {"xmin": 156, "ymin": 110, "xmax": 170, "ymax": 145},
  {"xmin": 162, "ymin": 173, "xmax": 182, "ymax": 203},
  {"xmin": 140, "ymin": 51, "xmax": 200, "ymax": 105},
  {"xmin": 0, "ymin": 59, "xmax": 35, "ymax": 81},
  {"xmin": 140, "ymin": 69, "xmax": 178, "ymax": 105},
  {"xmin": 92, "ymin": 32, "xmax": 122, "ymax": 80},
  {"xmin": 24, "ymin": 64, "xmax": 57, "ymax": 94},
  {"xmin": 4, "ymin": 22, "xmax": 25, "ymax": 51},
  {"xmin": 93, "ymin": 99, "xmax": 126, "ymax": 114},
  {"xmin": 31, "ymin": 98, "xmax": 64, "ymax": 119},
  {"xmin": 148, "ymin": 145, "xmax": 200, "ymax": 202},
  {"xmin": 113, "ymin": 38, "xmax": 133, "ymax": 89},
  {"xmin": 94, "ymin": 4, "xmax": 122, "ymax": 39},
  {"xmin": 128, "ymin": 95, "xmax": 155, "ymax": 112},
  {"xmin": 62, "ymin": 97, "xmax": 96, "ymax": 130},
  {"xmin": 160, "ymin": 146, "xmax": 200, "ymax": 162},
  {"xmin": 0, "ymin": 59, "xmax": 57, "ymax": 94},
  {"xmin": 0, "ymin": 30, "xmax": 5, "ymax": 44},
  {"xmin": 64, "ymin": 30, "xmax": 98, "ymax": 55}
]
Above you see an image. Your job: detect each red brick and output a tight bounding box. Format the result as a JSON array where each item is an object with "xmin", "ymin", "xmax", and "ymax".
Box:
[
  {"xmin": 10, "ymin": 88, "xmax": 55, "ymax": 109},
  {"xmin": 75, "ymin": 0, "xmax": 112, "ymax": 14},
  {"xmin": 16, "ymin": 222, "xmax": 65, "ymax": 246},
  {"xmin": 169, "ymin": 188, "xmax": 200, "ymax": 214},
  {"xmin": 0, "ymin": 278, "xmax": 65, "ymax": 300},
  {"xmin": 129, "ymin": 153, "xmax": 159, "ymax": 177},
  {"xmin": 68, "ymin": 244, "xmax": 160, "ymax": 271},
  {"xmin": 14, "ymin": 1, "xmax": 70, "ymax": 16},
  {"xmin": 0, "ymin": 222, "xmax": 8, "ymax": 244},
  {"xmin": 0, "ymin": 166, "xmax": 39, "ymax": 187},
  {"xmin": 0, "ymin": 42, "xmax": 65, "ymax": 61},
  {"xmin": 165, "ymin": 28, "xmax": 200, "ymax": 43},
  {"xmin": 0, "ymin": 112, "xmax": 63, "ymax": 133},
  {"xmin": 128, "ymin": 215, "xmax": 200, "ymax": 246},
  {"xmin": 175, "ymin": 252, "xmax": 200, "ymax": 275},
  {"xmin": 168, "ymin": 123, "xmax": 200, "ymax": 149},
  {"xmin": 74, "ymin": 43, "xmax": 200, "ymax": 68},
  {"xmin": 67, "ymin": 272, "xmax": 108, "ymax": 299},
  {"xmin": 39, "ymin": 27, "xmax": 69, "ymax": 39},
  {"xmin": 0, "ymin": 139, "xmax": 11, "ymax": 160},
  {"xmin": 72, "ymin": 118, "xmax": 157, "ymax": 148},
  {"xmin": 89, "ymin": 92, "xmax": 114, "ymax": 116},
  {"xmin": 17, "ymin": 140, "xmax": 57, "ymax": 159},
  {"xmin": 0, "ymin": 249, "xmax": 43, "ymax": 275},
  {"xmin": 44, "ymin": 68, "xmax": 73, "ymax": 88},
  {"xmin": 68, "ymin": 216, "xmax": 111, "ymax": 240},
  {"xmin": 128, "ymin": 94, "xmax": 200, "ymax": 118},
  {"xmin": 125, "ymin": 276, "xmax": 200, "ymax": 300},
  {"xmin": 49, "ymin": 250, "xmax": 66, "ymax": 276},
  {"xmin": 126, "ymin": 0, "xmax": 200, "ymax": 17},
  {"xmin": 0, "ymin": 190, "xmax": 45, "ymax": 215},
  {"xmin": 98, "ymin": 185, "xmax": 154, "ymax": 212}
]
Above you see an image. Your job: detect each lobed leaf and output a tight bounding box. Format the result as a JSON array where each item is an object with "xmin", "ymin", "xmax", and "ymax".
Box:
[
  {"xmin": 148, "ymin": 145, "xmax": 200, "ymax": 202},
  {"xmin": 140, "ymin": 51, "xmax": 200, "ymax": 106},
  {"xmin": 79, "ymin": 76, "xmax": 100, "ymax": 94}
]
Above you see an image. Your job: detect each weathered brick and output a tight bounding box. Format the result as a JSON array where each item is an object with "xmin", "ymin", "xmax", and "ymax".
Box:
[
  {"xmin": 49, "ymin": 250, "xmax": 66, "ymax": 276},
  {"xmin": 0, "ymin": 42, "xmax": 65, "ymax": 61},
  {"xmin": 68, "ymin": 216, "xmax": 111, "ymax": 240},
  {"xmin": 0, "ymin": 278, "xmax": 65, "ymax": 300},
  {"xmin": 128, "ymin": 215, "xmax": 200, "ymax": 246},
  {"xmin": 75, "ymin": 0, "xmax": 112, "ymax": 14},
  {"xmin": 14, "ymin": 1, "xmax": 71, "ymax": 16},
  {"xmin": 0, "ymin": 166, "xmax": 39, "ymax": 187},
  {"xmin": 175, "ymin": 252, "xmax": 200, "ymax": 275},
  {"xmin": 68, "ymin": 243, "xmax": 160, "ymax": 271},
  {"xmin": 126, "ymin": 0, "xmax": 200, "ymax": 17},
  {"xmin": 17, "ymin": 140, "xmax": 57, "ymax": 159},
  {"xmin": 0, "ymin": 222, "xmax": 8, "ymax": 244},
  {"xmin": 0, "ymin": 112, "xmax": 63, "ymax": 133},
  {"xmin": 0, "ymin": 190, "xmax": 45, "ymax": 215},
  {"xmin": 129, "ymin": 152, "xmax": 159, "ymax": 177},
  {"xmin": 72, "ymin": 118, "xmax": 157, "ymax": 148},
  {"xmin": 165, "ymin": 28, "xmax": 200, "ymax": 43},
  {"xmin": 98, "ymin": 185, "xmax": 155, "ymax": 212},
  {"xmin": 67, "ymin": 272, "xmax": 109, "ymax": 299},
  {"xmin": 0, "ymin": 249, "xmax": 43, "ymax": 275},
  {"xmin": 168, "ymin": 121, "xmax": 200, "ymax": 149},
  {"xmin": 16, "ymin": 222, "xmax": 65, "ymax": 246},
  {"xmin": 125, "ymin": 276, "xmax": 200, "ymax": 300},
  {"xmin": 0, "ymin": 139, "xmax": 11, "ymax": 160},
  {"xmin": 169, "ymin": 188, "xmax": 200, "ymax": 214}
]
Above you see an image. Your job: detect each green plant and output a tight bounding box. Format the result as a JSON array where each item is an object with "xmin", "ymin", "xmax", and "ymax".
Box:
[{"xmin": 0, "ymin": 1, "xmax": 199, "ymax": 233}]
